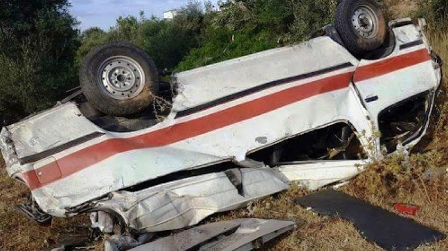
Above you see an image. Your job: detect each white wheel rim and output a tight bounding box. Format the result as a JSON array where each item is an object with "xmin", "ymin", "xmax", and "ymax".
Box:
[
  {"xmin": 351, "ymin": 5, "xmax": 379, "ymax": 39},
  {"xmin": 97, "ymin": 56, "xmax": 146, "ymax": 100}
]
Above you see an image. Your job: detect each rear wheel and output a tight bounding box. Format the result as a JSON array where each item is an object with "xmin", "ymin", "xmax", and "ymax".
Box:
[
  {"xmin": 80, "ymin": 42, "xmax": 159, "ymax": 116},
  {"xmin": 335, "ymin": 0, "xmax": 386, "ymax": 57}
]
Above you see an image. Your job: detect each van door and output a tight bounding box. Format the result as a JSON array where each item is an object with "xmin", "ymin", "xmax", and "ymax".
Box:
[{"xmin": 352, "ymin": 26, "xmax": 438, "ymax": 151}]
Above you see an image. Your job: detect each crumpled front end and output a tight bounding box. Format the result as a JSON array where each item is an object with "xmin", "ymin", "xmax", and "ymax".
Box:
[{"xmin": 0, "ymin": 127, "xmax": 20, "ymax": 176}]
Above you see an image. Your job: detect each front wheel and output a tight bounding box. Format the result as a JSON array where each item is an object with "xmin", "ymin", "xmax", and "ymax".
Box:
[
  {"xmin": 335, "ymin": 0, "xmax": 387, "ymax": 57},
  {"xmin": 80, "ymin": 42, "xmax": 159, "ymax": 116}
]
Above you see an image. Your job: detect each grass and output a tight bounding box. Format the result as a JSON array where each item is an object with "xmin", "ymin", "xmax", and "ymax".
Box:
[
  {"xmin": 0, "ymin": 160, "xmax": 97, "ymax": 250},
  {"xmin": 0, "ymin": 5, "xmax": 447, "ymax": 251}
]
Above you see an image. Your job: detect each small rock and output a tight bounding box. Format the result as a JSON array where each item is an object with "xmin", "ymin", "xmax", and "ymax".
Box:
[{"xmin": 424, "ymin": 167, "xmax": 447, "ymax": 181}]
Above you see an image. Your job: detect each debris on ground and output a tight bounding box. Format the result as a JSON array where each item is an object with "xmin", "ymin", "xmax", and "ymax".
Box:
[
  {"xmin": 48, "ymin": 226, "xmax": 92, "ymax": 251},
  {"xmin": 105, "ymin": 233, "xmax": 155, "ymax": 251},
  {"xmin": 295, "ymin": 189, "xmax": 446, "ymax": 251},
  {"xmin": 393, "ymin": 203, "xmax": 420, "ymax": 216},
  {"xmin": 127, "ymin": 218, "xmax": 296, "ymax": 251},
  {"xmin": 423, "ymin": 166, "xmax": 448, "ymax": 181}
]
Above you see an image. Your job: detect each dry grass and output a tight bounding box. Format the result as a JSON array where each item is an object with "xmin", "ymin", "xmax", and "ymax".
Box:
[
  {"xmin": 0, "ymin": 159, "xmax": 100, "ymax": 250},
  {"xmin": 384, "ymin": 0, "xmax": 418, "ymax": 19}
]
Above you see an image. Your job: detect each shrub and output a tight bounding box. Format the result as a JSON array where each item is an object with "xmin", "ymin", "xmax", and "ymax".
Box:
[
  {"xmin": 177, "ymin": 0, "xmax": 337, "ymax": 70},
  {"xmin": 415, "ymin": 0, "xmax": 448, "ymax": 29},
  {"xmin": 0, "ymin": 0, "xmax": 79, "ymax": 124}
]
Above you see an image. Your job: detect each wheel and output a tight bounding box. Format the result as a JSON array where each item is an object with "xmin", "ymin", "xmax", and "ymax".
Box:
[
  {"xmin": 335, "ymin": 0, "xmax": 386, "ymax": 57},
  {"xmin": 80, "ymin": 42, "xmax": 159, "ymax": 116}
]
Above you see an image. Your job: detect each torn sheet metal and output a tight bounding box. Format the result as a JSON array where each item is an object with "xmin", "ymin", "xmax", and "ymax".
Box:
[
  {"xmin": 0, "ymin": 127, "xmax": 19, "ymax": 172},
  {"xmin": 95, "ymin": 168, "xmax": 289, "ymax": 232},
  {"xmin": 295, "ymin": 189, "xmax": 446, "ymax": 251},
  {"xmin": 129, "ymin": 218, "xmax": 295, "ymax": 251},
  {"xmin": 90, "ymin": 211, "xmax": 115, "ymax": 233},
  {"xmin": 276, "ymin": 160, "xmax": 365, "ymax": 190}
]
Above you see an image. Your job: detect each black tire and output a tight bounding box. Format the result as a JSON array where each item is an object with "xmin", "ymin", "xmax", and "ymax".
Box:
[
  {"xmin": 80, "ymin": 42, "xmax": 159, "ymax": 116},
  {"xmin": 335, "ymin": 0, "xmax": 386, "ymax": 57}
]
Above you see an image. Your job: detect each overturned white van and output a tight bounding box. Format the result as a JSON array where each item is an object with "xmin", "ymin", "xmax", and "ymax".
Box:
[{"xmin": 0, "ymin": 0, "xmax": 443, "ymax": 234}]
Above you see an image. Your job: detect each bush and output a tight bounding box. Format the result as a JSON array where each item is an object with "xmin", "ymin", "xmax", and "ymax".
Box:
[
  {"xmin": 78, "ymin": 10, "xmax": 201, "ymax": 71},
  {"xmin": 76, "ymin": 27, "xmax": 109, "ymax": 66},
  {"xmin": 0, "ymin": 46, "xmax": 56, "ymax": 123},
  {"xmin": 177, "ymin": 28, "xmax": 276, "ymax": 70},
  {"xmin": 0, "ymin": 0, "xmax": 79, "ymax": 124},
  {"xmin": 415, "ymin": 0, "xmax": 448, "ymax": 28},
  {"xmin": 177, "ymin": 0, "xmax": 338, "ymax": 70},
  {"xmin": 288, "ymin": 0, "xmax": 337, "ymax": 42},
  {"xmin": 429, "ymin": 0, "xmax": 448, "ymax": 22}
]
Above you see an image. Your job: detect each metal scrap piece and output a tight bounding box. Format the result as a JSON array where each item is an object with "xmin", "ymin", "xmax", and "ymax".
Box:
[
  {"xmin": 90, "ymin": 211, "xmax": 115, "ymax": 233},
  {"xmin": 129, "ymin": 218, "xmax": 296, "ymax": 251},
  {"xmin": 17, "ymin": 197, "xmax": 52, "ymax": 224}
]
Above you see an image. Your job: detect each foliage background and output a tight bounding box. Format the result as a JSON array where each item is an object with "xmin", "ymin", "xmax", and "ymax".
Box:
[{"xmin": 0, "ymin": 0, "xmax": 79, "ymax": 124}]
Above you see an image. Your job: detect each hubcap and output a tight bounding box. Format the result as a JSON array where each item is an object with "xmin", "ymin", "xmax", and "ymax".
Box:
[
  {"xmin": 97, "ymin": 56, "xmax": 145, "ymax": 100},
  {"xmin": 351, "ymin": 6, "xmax": 379, "ymax": 39}
]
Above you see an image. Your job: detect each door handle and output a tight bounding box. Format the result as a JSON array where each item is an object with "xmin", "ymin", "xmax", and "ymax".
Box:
[{"xmin": 365, "ymin": 95, "xmax": 379, "ymax": 103}]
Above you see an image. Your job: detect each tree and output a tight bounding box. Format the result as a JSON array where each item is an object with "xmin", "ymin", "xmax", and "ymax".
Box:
[
  {"xmin": 288, "ymin": 0, "xmax": 337, "ymax": 41},
  {"xmin": 76, "ymin": 27, "xmax": 108, "ymax": 65},
  {"xmin": 175, "ymin": 0, "xmax": 204, "ymax": 32},
  {"xmin": 0, "ymin": 0, "xmax": 80, "ymax": 124},
  {"xmin": 178, "ymin": 0, "xmax": 293, "ymax": 70},
  {"xmin": 177, "ymin": 0, "xmax": 338, "ymax": 70},
  {"xmin": 102, "ymin": 7, "xmax": 203, "ymax": 71}
]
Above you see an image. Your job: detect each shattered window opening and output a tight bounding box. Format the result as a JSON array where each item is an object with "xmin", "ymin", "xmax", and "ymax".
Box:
[
  {"xmin": 247, "ymin": 122, "xmax": 367, "ymax": 166},
  {"xmin": 379, "ymin": 92, "xmax": 431, "ymax": 153}
]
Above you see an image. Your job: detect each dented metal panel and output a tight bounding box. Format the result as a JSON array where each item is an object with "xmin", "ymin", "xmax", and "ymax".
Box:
[
  {"xmin": 353, "ymin": 25, "xmax": 438, "ymax": 126},
  {"xmin": 95, "ymin": 168, "xmax": 289, "ymax": 232},
  {"xmin": 130, "ymin": 220, "xmax": 242, "ymax": 251},
  {"xmin": 7, "ymin": 103, "xmax": 100, "ymax": 159},
  {"xmin": 198, "ymin": 219, "xmax": 295, "ymax": 251},
  {"xmin": 27, "ymin": 83, "xmax": 369, "ymax": 216},
  {"xmin": 10, "ymin": 36, "xmax": 371, "ymax": 216},
  {"xmin": 0, "ymin": 127, "xmax": 18, "ymax": 171}
]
